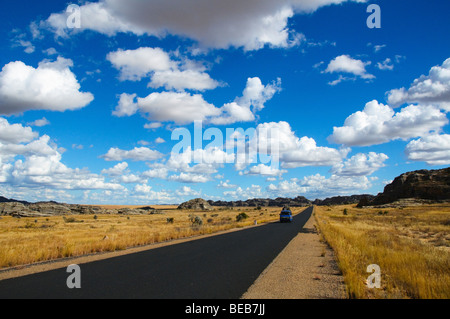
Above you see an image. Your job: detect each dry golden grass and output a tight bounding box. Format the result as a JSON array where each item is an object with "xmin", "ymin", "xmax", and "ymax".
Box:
[
  {"xmin": 0, "ymin": 206, "xmax": 285, "ymax": 269},
  {"xmin": 314, "ymin": 204, "xmax": 450, "ymax": 299}
]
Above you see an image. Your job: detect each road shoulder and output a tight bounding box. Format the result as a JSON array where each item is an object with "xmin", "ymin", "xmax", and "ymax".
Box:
[{"xmin": 241, "ymin": 208, "xmax": 346, "ymax": 299}]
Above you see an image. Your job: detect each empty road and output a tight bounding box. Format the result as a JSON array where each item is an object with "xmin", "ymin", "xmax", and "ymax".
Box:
[{"xmin": 0, "ymin": 207, "xmax": 313, "ymax": 299}]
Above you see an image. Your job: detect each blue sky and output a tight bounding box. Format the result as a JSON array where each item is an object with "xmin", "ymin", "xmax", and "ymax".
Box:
[{"xmin": 0, "ymin": 0, "xmax": 449, "ymax": 204}]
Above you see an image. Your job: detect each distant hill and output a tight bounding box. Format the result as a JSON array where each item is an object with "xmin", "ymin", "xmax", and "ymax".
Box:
[
  {"xmin": 313, "ymin": 194, "xmax": 375, "ymax": 206},
  {"xmin": 0, "ymin": 196, "xmax": 29, "ymax": 205},
  {"xmin": 361, "ymin": 167, "xmax": 450, "ymax": 206},
  {"xmin": 207, "ymin": 195, "xmax": 373, "ymax": 207},
  {"xmin": 0, "ymin": 198, "xmax": 158, "ymax": 217},
  {"xmin": 208, "ymin": 196, "xmax": 311, "ymax": 207}
]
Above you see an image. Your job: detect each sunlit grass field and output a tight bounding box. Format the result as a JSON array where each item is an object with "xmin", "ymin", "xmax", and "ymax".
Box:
[
  {"xmin": 0, "ymin": 205, "xmax": 284, "ymax": 269},
  {"xmin": 315, "ymin": 204, "xmax": 450, "ymax": 299}
]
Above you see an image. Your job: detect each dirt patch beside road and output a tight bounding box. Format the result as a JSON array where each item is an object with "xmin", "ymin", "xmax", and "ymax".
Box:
[{"xmin": 241, "ymin": 209, "xmax": 346, "ymax": 299}]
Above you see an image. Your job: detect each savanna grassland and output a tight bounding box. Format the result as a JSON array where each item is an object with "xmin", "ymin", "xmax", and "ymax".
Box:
[
  {"xmin": 314, "ymin": 204, "xmax": 450, "ymax": 299},
  {"xmin": 0, "ymin": 205, "xmax": 284, "ymax": 270}
]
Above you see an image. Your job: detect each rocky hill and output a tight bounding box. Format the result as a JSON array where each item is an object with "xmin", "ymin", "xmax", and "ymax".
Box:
[
  {"xmin": 0, "ymin": 200, "xmax": 157, "ymax": 218},
  {"xmin": 178, "ymin": 198, "xmax": 214, "ymax": 210},
  {"xmin": 207, "ymin": 194, "xmax": 376, "ymax": 207},
  {"xmin": 0, "ymin": 196, "xmax": 29, "ymax": 205},
  {"xmin": 207, "ymin": 196, "xmax": 311, "ymax": 207},
  {"xmin": 313, "ymin": 194, "xmax": 375, "ymax": 206},
  {"xmin": 361, "ymin": 167, "xmax": 450, "ymax": 206}
]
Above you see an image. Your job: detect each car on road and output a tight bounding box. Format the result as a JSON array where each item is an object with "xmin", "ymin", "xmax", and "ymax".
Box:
[{"xmin": 279, "ymin": 208, "xmax": 293, "ymax": 223}]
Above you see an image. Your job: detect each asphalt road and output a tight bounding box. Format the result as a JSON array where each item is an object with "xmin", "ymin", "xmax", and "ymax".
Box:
[{"xmin": 0, "ymin": 206, "xmax": 313, "ymax": 299}]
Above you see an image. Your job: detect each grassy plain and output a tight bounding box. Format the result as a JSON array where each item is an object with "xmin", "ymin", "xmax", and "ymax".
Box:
[
  {"xmin": 314, "ymin": 204, "xmax": 450, "ymax": 299},
  {"xmin": 0, "ymin": 205, "xmax": 284, "ymax": 269}
]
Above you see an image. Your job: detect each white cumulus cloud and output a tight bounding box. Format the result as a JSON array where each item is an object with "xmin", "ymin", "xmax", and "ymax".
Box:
[
  {"xmin": 0, "ymin": 57, "xmax": 93, "ymax": 115},
  {"xmin": 325, "ymin": 54, "xmax": 374, "ymax": 82},
  {"xmin": 331, "ymin": 152, "xmax": 389, "ymax": 176},
  {"xmin": 0, "ymin": 118, "xmax": 37, "ymax": 144},
  {"xmin": 252, "ymin": 121, "xmax": 348, "ymax": 169},
  {"xmin": 43, "ymin": 0, "xmax": 363, "ymax": 51},
  {"xmin": 113, "ymin": 77, "xmax": 280, "ymax": 125},
  {"xmin": 405, "ymin": 134, "xmax": 450, "ymax": 165},
  {"xmin": 329, "ymin": 100, "xmax": 448, "ymax": 146},
  {"xmin": 0, "ymin": 118, "xmax": 124, "ymax": 192},
  {"xmin": 387, "ymin": 57, "xmax": 450, "ymax": 111},
  {"xmin": 112, "ymin": 93, "xmax": 139, "ymax": 117},
  {"xmin": 107, "ymin": 47, "xmax": 220, "ymax": 91},
  {"xmin": 137, "ymin": 91, "xmax": 221, "ymax": 125},
  {"xmin": 101, "ymin": 147, "xmax": 164, "ymax": 162},
  {"xmin": 210, "ymin": 77, "xmax": 281, "ymax": 125}
]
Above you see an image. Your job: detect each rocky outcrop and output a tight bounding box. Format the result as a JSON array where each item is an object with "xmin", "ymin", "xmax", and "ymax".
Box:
[
  {"xmin": 178, "ymin": 198, "xmax": 214, "ymax": 210},
  {"xmin": 0, "ymin": 196, "xmax": 29, "ymax": 205},
  {"xmin": 0, "ymin": 200, "xmax": 157, "ymax": 217},
  {"xmin": 314, "ymin": 195, "xmax": 375, "ymax": 206},
  {"xmin": 270, "ymin": 196, "xmax": 311, "ymax": 207},
  {"xmin": 363, "ymin": 167, "xmax": 450, "ymax": 206},
  {"xmin": 0, "ymin": 202, "xmax": 36, "ymax": 217},
  {"xmin": 207, "ymin": 196, "xmax": 311, "ymax": 207},
  {"xmin": 207, "ymin": 195, "xmax": 379, "ymax": 207}
]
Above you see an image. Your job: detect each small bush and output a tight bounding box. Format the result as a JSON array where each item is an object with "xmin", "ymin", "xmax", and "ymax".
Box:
[
  {"xmin": 63, "ymin": 216, "xmax": 83, "ymax": 223},
  {"xmin": 24, "ymin": 222, "xmax": 36, "ymax": 229},
  {"xmin": 189, "ymin": 215, "xmax": 203, "ymax": 226},
  {"xmin": 63, "ymin": 216, "xmax": 77, "ymax": 223},
  {"xmin": 343, "ymin": 209, "xmax": 348, "ymax": 216},
  {"xmin": 236, "ymin": 212, "xmax": 249, "ymax": 222},
  {"xmin": 166, "ymin": 217, "xmax": 174, "ymax": 224}
]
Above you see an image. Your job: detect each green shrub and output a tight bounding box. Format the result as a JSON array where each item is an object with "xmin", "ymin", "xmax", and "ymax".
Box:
[
  {"xmin": 236, "ymin": 212, "xmax": 249, "ymax": 222},
  {"xmin": 189, "ymin": 215, "xmax": 203, "ymax": 226},
  {"xmin": 63, "ymin": 216, "xmax": 83, "ymax": 223},
  {"xmin": 63, "ymin": 216, "xmax": 77, "ymax": 223},
  {"xmin": 24, "ymin": 222, "xmax": 36, "ymax": 229}
]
